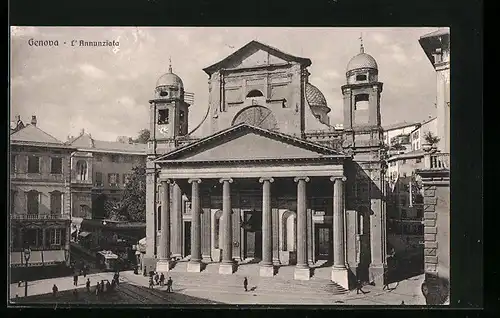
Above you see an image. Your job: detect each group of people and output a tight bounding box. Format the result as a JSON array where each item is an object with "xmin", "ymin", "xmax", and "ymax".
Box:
[{"xmin": 148, "ymin": 271, "xmax": 173, "ymax": 292}]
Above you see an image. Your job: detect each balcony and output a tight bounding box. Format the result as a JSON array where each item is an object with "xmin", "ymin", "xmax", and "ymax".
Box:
[
  {"xmin": 425, "ymin": 152, "xmax": 450, "ymax": 170},
  {"xmin": 11, "ymin": 214, "xmax": 70, "ymax": 220}
]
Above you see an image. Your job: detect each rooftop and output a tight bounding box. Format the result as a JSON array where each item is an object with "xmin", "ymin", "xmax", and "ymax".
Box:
[{"xmin": 67, "ymin": 132, "xmax": 148, "ymax": 154}]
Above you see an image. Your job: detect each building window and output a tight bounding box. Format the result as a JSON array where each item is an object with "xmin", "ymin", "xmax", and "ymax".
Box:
[
  {"xmin": 358, "ymin": 212, "xmax": 364, "ymax": 235},
  {"xmin": 401, "ymin": 159, "xmax": 406, "ymax": 164},
  {"xmin": 51, "ymin": 157, "xmax": 63, "ymax": 174},
  {"xmin": 401, "ymin": 208, "xmax": 407, "ymax": 219},
  {"xmin": 111, "ymin": 155, "xmax": 120, "ymax": 163},
  {"xmin": 50, "ymin": 191, "xmax": 62, "ymax": 216},
  {"xmin": 108, "ymin": 173, "xmax": 119, "ymax": 187},
  {"xmin": 94, "ymin": 154, "xmax": 103, "ymax": 162},
  {"xmin": 27, "ymin": 156, "xmax": 40, "ymax": 173},
  {"xmin": 10, "ymin": 191, "xmax": 16, "ymax": 214},
  {"xmin": 123, "ymin": 174, "xmax": 131, "ymax": 186},
  {"xmin": 95, "ymin": 172, "xmax": 103, "ymax": 186},
  {"xmin": 179, "ymin": 109, "xmax": 186, "ymax": 123},
  {"xmin": 246, "ymin": 90, "xmax": 264, "ymax": 98},
  {"xmin": 123, "ymin": 155, "xmax": 132, "ymax": 163},
  {"xmin": 49, "ymin": 229, "xmax": 62, "ymax": 245},
  {"xmin": 416, "ymin": 207, "xmax": 424, "ymax": 218},
  {"xmin": 158, "ymin": 109, "xmax": 169, "ymax": 124},
  {"xmin": 356, "ymin": 74, "xmax": 367, "ymax": 81},
  {"xmin": 354, "ymin": 94, "xmax": 369, "ymax": 110},
  {"xmin": 76, "ymin": 160, "xmax": 88, "ymax": 181},
  {"xmin": 27, "ymin": 190, "xmax": 39, "ymax": 215},
  {"xmin": 11, "ymin": 154, "xmax": 17, "ymax": 173},
  {"xmin": 80, "ymin": 205, "xmax": 90, "ymax": 218},
  {"xmin": 416, "ymin": 158, "xmax": 422, "ymax": 163}
]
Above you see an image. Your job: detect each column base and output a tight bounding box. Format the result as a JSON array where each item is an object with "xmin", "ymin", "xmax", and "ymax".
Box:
[
  {"xmin": 202, "ymin": 255, "xmax": 212, "ymax": 263},
  {"xmin": 294, "ymin": 267, "xmax": 311, "ymax": 281},
  {"xmin": 219, "ymin": 262, "xmax": 236, "ymax": 275},
  {"xmin": 259, "ymin": 265, "xmax": 275, "ymax": 277},
  {"xmin": 369, "ymin": 264, "xmax": 386, "ymax": 287},
  {"xmin": 187, "ymin": 261, "xmax": 203, "ymax": 273},
  {"xmin": 172, "ymin": 253, "xmax": 182, "ymax": 261},
  {"xmin": 156, "ymin": 259, "xmax": 174, "ymax": 273},
  {"xmin": 331, "ymin": 266, "xmax": 349, "ymax": 290}
]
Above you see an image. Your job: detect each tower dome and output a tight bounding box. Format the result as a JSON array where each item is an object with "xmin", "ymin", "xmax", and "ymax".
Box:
[
  {"xmin": 156, "ymin": 60, "xmax": 184, "ymax": 89},
  {"xmin": 346, "ymin": 37, "xmax": 378, "ymax": 73}
]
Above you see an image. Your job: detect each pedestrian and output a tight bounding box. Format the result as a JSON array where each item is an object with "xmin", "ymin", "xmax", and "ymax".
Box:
[
  {"xmin": 166, "ymin": 277, "xmax": 173, "ymax": 293},
  {"xmin": 116, "ymin": 271, "xmax": 120, "ymax": 285},
  {"xmin": 18, "ymin": 280, "xmax": 22, "ymax": 287},
  {"xmin": 101, "ymin": 280, "xmax": 106, "ymax": 293},
  {"xmin": 86, "ymin": 279, "xmax": 91, "ymax": 293},
  {"xmin": 52, "ymin": 284, "xmax": 58, "ymax": 297},
  {"xmin": 149, "ymin": 276, "xmax": 154, "ymax": 289},
  {"xmin": 95, "ymin": 282, "xmax": 100, "ymax": 296},
  {"xmin": 73, "ymin": 274, "xmax": 78, "ymax": 286},
  {"xmin": 73, "ymin": 288, "xmax": 78, "ymax": 300},
  {"xmin": 154, "ymin": 272, "xmax": 159, "ymax": 285},
  {"xmin": 106, "ymin": 281, "xmax": 111, "ymax": 293},
  {"xmin": 356, "ymin": 279, "xmax": 367, "ymax": 295},
  {"xmin": 83, "ymin": 265, "xmax": 88, "ymax": 278},
  {"xmin": 243, "ymin": 277, "xmax": 248, "ymax": 292},
  {"xmin": 401, "ymin": 301, "xmax": 405, "ymax": 305},
  {"xmin": 159, "ymin": 273, "xmax": 165, "ymax": 286}
]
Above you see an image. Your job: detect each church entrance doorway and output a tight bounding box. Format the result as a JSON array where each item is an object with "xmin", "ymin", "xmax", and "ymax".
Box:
[
  {"xmin": 242, "ymin": 210, "xmax": 262, "ymax": 260},
  {"xmin": 315, "ymin": 224, "xmax": 333, "ymax": 261}
]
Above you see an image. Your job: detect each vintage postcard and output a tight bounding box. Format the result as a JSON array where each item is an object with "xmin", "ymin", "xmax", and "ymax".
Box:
[{"xmin": 9, "ymin": 26, "xmax": 450, "ymax": 306}]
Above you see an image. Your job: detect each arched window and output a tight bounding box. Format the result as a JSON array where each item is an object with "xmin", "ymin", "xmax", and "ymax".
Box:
[
  {"xmin": 246, "ymin": 90, "xmax": 264, "ymax": 98},
  {"xmin": 354, "ymin": 94, "xmax": 370, "ymax": 110},
  {"xmin": 27, "ymin": 190, "xmax": 39, "ymax": 215},
  {"xmin": 76, "ymin": 160, "xmax": 88, "ymax": 181}
]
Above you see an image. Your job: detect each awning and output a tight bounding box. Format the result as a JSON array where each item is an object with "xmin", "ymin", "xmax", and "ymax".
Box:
[
  {"xmin": 10, "ymin": 250, "xmax": 66, "ymax": 267},
  {"xmin": 79, "ymin": 231, "xmax": 91, "ymax": 237}
]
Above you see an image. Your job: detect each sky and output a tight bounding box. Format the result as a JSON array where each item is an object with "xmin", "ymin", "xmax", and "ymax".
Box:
[{"xmin": 10, "ymin": 27, "xmax": 439, "ymax": 142}]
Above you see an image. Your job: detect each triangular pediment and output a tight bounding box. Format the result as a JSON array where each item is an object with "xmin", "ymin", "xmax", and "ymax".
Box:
[
  {"xmin": 203, "ymin": 41, "xmax": 312, "ymax": 75},
  {"xmin": 155, "ymin": 124, "xmax": 344, "ymax": 163}
]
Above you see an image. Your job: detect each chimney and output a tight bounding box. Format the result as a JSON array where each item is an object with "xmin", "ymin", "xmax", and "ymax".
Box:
[{"xmin": 31, "ymin": 115, "xmax": 37, "ymax": 126}]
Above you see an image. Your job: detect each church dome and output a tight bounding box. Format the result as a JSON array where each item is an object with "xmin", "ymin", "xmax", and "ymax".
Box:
[
  {"xmin": 346, "ymin": 52, "xmax": 378, "ymax": 72},
  {"xmin": 305, "ymin": 83, "xmax": 328, "ymax": 108},
  {"xmin": 156, "ymin": 72, "xmax": 184, "ymax": 89}
]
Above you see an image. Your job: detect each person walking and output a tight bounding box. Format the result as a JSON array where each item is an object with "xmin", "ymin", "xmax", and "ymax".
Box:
[
  {"xmin": 52, "ymin": 284, "xmax": 58, "ymax": 297},
  {"xmin": 356, "ymin": 279, "xmax": 367, "ymax": 295},
  {"xmin": 159, "ymin": 273, "xmax": 165, "ymax": 287},
  {"xmin": 86, "ymin": 278, "xmax": 91, "ymax": 293},
  {"xmin": 95, "ymin": 282, "xmax": 100, "ymax": 297},
  {"xmin": 73, "ymin": 274, "xmax": 79, "ymax": 286},
  {"xmin": 154, "ymin": 272, "xmax": 159, "ymax": 286},
  {"xmin": 149, "ymin": 276, "xmax": 154, "ymax": 289},
  {"xmin": 166, "ymin": 277, "xmax": 173, "ymax": 293},
  {"xmin": 106, "ymin": 281, "xmax": 111, "ymax": 293},
  {"xmin": 83, "ymin": 265, "xmax": 88, "ymax": 278},
  {"xmin": 243, "ymin": 277, "xmax": 248, "ymax": 292}
]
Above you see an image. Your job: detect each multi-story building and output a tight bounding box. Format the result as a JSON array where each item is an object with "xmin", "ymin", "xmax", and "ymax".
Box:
[
  {"xmin": 383, "ymin": 121, "xmax": 421, "ymax": 155},
  {"xmin": 66, "ymin": 131, "xmax": 148, "ymax": 221},
  {"xmin": 142, "ymin": 39, "xmax": 392, "ymax": 290},
  {"xmin": 10, "ymin": 116, "xmax": 74, "ymax": 281},
  {"xmin": 417, "ymin": 27, "xmax": 450, "ymax": 305},
  {"xmin": 410, "ymin": 117, "xmax": 437, "ymax": 152}
]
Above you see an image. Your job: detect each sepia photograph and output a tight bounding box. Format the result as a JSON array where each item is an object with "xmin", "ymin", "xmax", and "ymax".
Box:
[{"xmin": 9, "ymin": 26, "xmax": 450, "ymax": 306}]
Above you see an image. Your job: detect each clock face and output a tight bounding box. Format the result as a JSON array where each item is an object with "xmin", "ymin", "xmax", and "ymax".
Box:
[
  {"xmin": 232, "ymin": 106, "xmax": 278, "ymax": 130},
  {"xmin": 159, "ymin": 126, "xmax": 169, "ymax": 134}
]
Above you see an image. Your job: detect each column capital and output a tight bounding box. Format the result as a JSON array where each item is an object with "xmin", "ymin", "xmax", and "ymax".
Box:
[
  {"xmin": 188, "ymin": 178, "xmax": 202, "ymax": 184},
  {"xmin": 294, "ymin": 176, "xmax": 310, "ymax": 183},
  {"xmin": 330, "ymin": 176, "xmax": 347, "ymax": 183},
  {"xmin": 219, "ymin": 177, "xmax": 234, "ymax": 184},
  {"xmin": 259, "ymin": 177, "xmax": 275, "ymax": 183}
]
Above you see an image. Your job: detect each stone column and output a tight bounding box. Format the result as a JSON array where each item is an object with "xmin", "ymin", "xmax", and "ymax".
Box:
[
  {"xmin": 369, "ymin": 168, "xmax": 387, "ymax": 287},
  {"xmin": 219, "ymin": 178, "xmax": 236, "ymax": 274},
  {"xmin": 259, "ymin": 177, "xmax": 275, "ymax": 276},
  {"xmin": 330, "ymin": 176, "xmax": 349, "ymax": 289},
  {"xmin": 172, "ymin": 182, "xmax": 183, "ymax": 259},
  {"xmin": 156, "ymin": 179, "xmax": 173, "ymax": 272},
  {"xmin": 187, "ymin": 178, "xmax": 203, "ymax": 272},
  {"xmin": 294, "ymin": 176, "xmax": 310, "ymax": 280}
]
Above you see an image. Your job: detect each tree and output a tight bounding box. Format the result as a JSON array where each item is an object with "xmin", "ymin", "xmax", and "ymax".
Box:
[
  {"xmin": 112, "ymin": 162, "xmax": 147, "ymax": 222},
  {"xmin": 131, "ymin": 129, "xmax": 150, "ymax": 144},
  {"xmin": 424, "ymin": 131, "xmax": 440, "ymax": 146}
]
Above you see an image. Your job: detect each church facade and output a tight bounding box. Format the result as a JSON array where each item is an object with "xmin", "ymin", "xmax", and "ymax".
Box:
[{"xmin": 144, "ymin": 40, "xmax": 388, "ymax": 289}]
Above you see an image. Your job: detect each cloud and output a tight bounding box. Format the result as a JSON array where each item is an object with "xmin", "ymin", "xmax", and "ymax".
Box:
[
  {"xmin": 371, "ymin": 32, "xmax": 388, "ymax": 45},
  {"xmin": 388, "ymin": 44, "xmax": 409, "ymax": 64},
  {"xmin": 78, "ymin": 63, "xmax": 107, "ymax": 79}
]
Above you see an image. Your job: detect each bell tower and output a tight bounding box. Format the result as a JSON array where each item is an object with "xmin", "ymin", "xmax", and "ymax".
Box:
[
  {"xmin": 341, "ymin": 36, "xmax": 388, "ymax": 287},
  {"xmin": 148, "ymin": 59, "xmax": 190, "ymax": 155}
]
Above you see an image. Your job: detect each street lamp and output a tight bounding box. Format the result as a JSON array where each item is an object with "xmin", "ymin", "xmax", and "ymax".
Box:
[{"xmin": 23, "ymin": 247, "xmax": 31, "ymax": 297}]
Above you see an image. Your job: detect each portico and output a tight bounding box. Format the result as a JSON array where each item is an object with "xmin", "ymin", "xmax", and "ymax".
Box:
[{"xmin": 152, "ymin": 123, "xmax": 351, "ymax": 286}]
